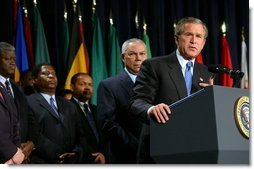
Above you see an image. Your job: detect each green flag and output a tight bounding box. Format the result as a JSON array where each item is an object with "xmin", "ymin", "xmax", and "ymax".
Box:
[
  {"xmin": 142, "ymin": 31, "xmax": 152, "ymax": 59},
  {"xmin": 108, "ymin": 24, "xmax": 123, "ymax": 76},
  {"xmin": 91, "ymin": 13, "xmax": 108, "ymax": 105},
  {"xmin": 33, "ymin": 3, "xmax": 50, "ymax": 64}
]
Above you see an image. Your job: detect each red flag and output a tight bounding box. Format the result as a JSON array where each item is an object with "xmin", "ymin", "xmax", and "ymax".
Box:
[
  {"xmin": 23, "ymin": 10, "xmax": 34, "ymax": 68},
  {"xmin": 13, "ymin": 0, "xmax": 18, "ymax": 44},
  {"xmin": 196, "ymin": 53, "xmax": 203, "ymax": 64},
  {"xmin": 220, "ymin": 35, "xmax": 233, "ymax": 87}
]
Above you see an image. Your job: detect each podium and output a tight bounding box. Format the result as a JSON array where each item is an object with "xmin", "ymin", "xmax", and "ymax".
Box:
[{"xmin": 150, "ymin": 85, "xmax": 249, "ymax": 164}]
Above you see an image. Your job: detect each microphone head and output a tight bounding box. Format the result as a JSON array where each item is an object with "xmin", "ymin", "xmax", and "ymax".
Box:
[
  {"xmin": 208, "ymin": 64, "xmax": 219, "ymax": 73},
  {"xmin": 208, "ymin": 64, "xmax": 230, "ymax": 74}
]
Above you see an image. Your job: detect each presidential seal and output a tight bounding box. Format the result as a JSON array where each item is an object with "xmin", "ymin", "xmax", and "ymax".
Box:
[{"xmin": 234, "ymin": 96, "xmax": 249, "ymax": 139}]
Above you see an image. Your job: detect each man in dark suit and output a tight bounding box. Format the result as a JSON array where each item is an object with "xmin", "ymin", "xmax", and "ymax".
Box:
[
  {"xmin": 0, "ymin": 83, "xmax": 24, "ymax": 164},
  {"xmin": 0, "ymin": 42, "xmax": 37, "ymax": 163},
  {"xmin": 27, "ymin": 63, "xmax": 83, "ymax": 163},
  {"xmin": 129, "ymin": 17, "xmax": 214, "ymax": 163},
  {"xmin": 70, "ymin": 72, "xmax": 106, "ymax": 164},
  {"xmin": 97, "ymin": 38, "xmax": 147, "ymax": 163}
]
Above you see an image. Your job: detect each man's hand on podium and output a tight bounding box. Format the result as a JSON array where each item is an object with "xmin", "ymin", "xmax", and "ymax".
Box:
[{"xmin": 148, "ymin": 103, "xmax": 171, "ymax": 124}]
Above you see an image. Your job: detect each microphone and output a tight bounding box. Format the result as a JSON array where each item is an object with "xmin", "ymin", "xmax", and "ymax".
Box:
[{"xmin": 208, "ymin": 64, "xmax": 244, "ymax": 79}]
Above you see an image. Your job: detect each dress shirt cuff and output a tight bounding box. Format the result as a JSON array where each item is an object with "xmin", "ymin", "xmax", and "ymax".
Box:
[{"xmin": 147, "ymin": 106, "xmax": 154, "ymax": 120}]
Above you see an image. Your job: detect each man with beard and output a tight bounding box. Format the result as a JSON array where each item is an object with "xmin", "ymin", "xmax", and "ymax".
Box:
[{"xmin": 70, "ymin": 73, "xmax": 106, "ymax": 164}]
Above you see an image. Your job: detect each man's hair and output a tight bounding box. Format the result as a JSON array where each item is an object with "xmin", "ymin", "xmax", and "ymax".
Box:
[
  {"xmin": 174, "ymin": 17, "xmax": 208, "ymax": 38},
  {"xmin": 71, "ymin": 72, "xmax": 90, "ymax": 85},
  {"xmin": 32, "ymin": 63, "xmax": 52, "ymax": 78},
  {"xmin": 20, "ymin": 68, "xmax": 32, "ymax": 81},
  {"xmin": 0, "ymin": 42, "xmax": 15, "ymax": 58},
  {"xmin": 121, "ymin": 38, "xmax": 146, "ymax": 54}
]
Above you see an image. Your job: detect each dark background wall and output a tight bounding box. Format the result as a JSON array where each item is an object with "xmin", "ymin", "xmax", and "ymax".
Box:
[{"xmin": 0, "ymin": 0, "xmax": 249, "ymax": 90}]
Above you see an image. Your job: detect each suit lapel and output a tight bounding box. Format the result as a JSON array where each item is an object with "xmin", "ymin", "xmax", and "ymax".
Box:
[
  {"xmin": 192, "ymin": 63, "xmax": 204, "ymax": 93},
  {"xmin": 37, "ymin": 94, "xmax": 60, "ymax": 120},
  {"xmin": 55, "ymin": 97, "xmax": 65, "ymax": 122},
  {"xmin": 166, "ymin": 54, "xmax": 188, "ymax": 99},
  {"xmin": 0, "ymin": 83, "xmax": 16, "ymax": 112},
  {"xmin": 71, "ymin": 98, "xmax": 99, "ymax": 141},
  {"xmin": 0, "ymin": 85, "xmax": 8, "ymax": 109},
  {"xmin": 118, "ymin": 71, "xmax": 134, "ymax": 98}
]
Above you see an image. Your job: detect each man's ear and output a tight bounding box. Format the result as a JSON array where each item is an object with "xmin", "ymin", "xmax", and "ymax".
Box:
[
  {"xmin": 174, "ymin": 35, "xmax": 179, "ymax": 45},
  {"xmin": 70, "ymin": 84, "xmax": 74, "ymax": 91},
  {"xmin": 33, "ymin": 78, "xmax": 37, "ymax": 84},
  {"xmin": 121, "ymin": 53, "xmax": 125, "ymax": 60}
]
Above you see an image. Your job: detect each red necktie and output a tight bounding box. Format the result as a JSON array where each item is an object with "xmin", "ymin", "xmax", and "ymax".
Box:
[{"xmin": 0, "ymin": 90, "xmax": 3, "ymax": 101}]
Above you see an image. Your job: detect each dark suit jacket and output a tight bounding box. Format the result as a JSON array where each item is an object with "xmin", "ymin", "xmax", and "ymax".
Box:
[
  {"xmin": 71, "ymin": 98, "xmax": 102, "ymax": 152},
  {"xmin": 0, "ymin": 83, "xmax": 20, "ymax": 163},
  {"xmin": 27, "ymin": 93, "xmax": 83, "ymax": 163},
  {"xmin": 129, "ymin": 52, "xmax": 213, "ymax": 163},
  {"xmin": 97, "ymin": 71, "xmax": 143, "ymax": 163},
  {"xmin": 10, "ymin": 80, "xmax": 39, "ymax": 144},
  {"xmin": 71, "ymin": 98, "xmax": 108, "ymax": 163}
]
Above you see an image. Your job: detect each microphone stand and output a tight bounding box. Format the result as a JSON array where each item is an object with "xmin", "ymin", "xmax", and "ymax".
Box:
[{"xmin": 230, "ymin": 70, "xmax": 244, "ymax": 88}]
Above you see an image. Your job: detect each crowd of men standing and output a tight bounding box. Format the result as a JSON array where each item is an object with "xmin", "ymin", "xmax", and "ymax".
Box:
[
  {"xmin": 0, "ymin": 38, "xmax": 147, "ymax": 164},
  {"xmin": 0, "ymin": 17, "xmax": 214, "ymax": 164}
]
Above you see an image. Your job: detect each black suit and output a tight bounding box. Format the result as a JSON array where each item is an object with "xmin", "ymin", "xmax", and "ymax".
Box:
[
  {"xmin": 0, "ymin": 83, "xmax": 20, "ymax": 163},
  {"xmin": 130, "ymin": 52, "xmax": 213, "ymax": 163},
  {"xmin": 27, "ymin": 93, "xmax": 83, "ymax": 163},
  {"xmin": 10, "ymin": 80, "xmax": 39, "ymax": 144},
  {"xmin": 97, "ymin": 71, "xmax": 143, "ymax": 163},
  {"xmin": 70, "ymin": 99, "xmax": 106, "ymax": 163}
]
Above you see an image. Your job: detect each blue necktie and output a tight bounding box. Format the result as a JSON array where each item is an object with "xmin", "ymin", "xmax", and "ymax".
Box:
[
  {"xmin": 185, "ymin": 62, "xmax": 193, "ymax": 96},
  {"xmin": 50, "ymin": 97, "xmax": 59, "ymax": 117},
  {"xmin": 84, "ymin": 104, "xmax": 99, "ymax": 142}
]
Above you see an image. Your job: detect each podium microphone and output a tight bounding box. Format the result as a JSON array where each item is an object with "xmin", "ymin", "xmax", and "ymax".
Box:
[{"xmin": 208, "ymin": 64, "xmax": 244, "ymax": 79}]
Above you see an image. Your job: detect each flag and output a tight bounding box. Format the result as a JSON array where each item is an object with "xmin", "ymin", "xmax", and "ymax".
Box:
[
  {"xmin": 64, "ymin": 9, "xmax": 89, "ymax": 90},
  {"xmin": 108, "ymin": 23, "xmax": 123, "ymax": 76},
  {"xmin": 23, "ymin": 8, "xmax": 34, "ymax": 68},
  {"xmin": 195, "ymin": 53, "xmax": 203, "ymax": 64},
  {"xmin": 33, "ymin": 3, "xmax": 50, "ymax": 64},
  {"xmin": 220, "ymin": 35, "xmax": 233, "ymax": 87},
  {"xmin": 14, "ymin": 3, "xmax": 29, "ymax": 82},
  {"xmin": 13, "ymin": 0, "xmax": 18, "ymax": 43},
  {"xmin": 61, "ymin": 11, "xmax": 69, "ymax": 72},
  {"xmin": 142, "ymin": 31, "xmax": 152, "ymax": 59},
  {"xmin": 241, "ymin": 37, "xmax": 248, "ymax": 89},
  {"xmin": 90, "ymin": 13, "xmax": 108, "ymax": 105}
]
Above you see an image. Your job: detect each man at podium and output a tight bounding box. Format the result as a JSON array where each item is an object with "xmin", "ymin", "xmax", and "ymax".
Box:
[{"xmin": 129, "ymin": 17, "xmax": 214, "ymax": 163}]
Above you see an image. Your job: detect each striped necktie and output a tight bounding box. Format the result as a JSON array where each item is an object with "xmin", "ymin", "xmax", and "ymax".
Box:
[
  {"xmin": 50, "ymin": 97, "xmax": 59, "ymax": 117},
  {"xmin": 5, "ymin": 80, "xmax": 13, "ymax": 98},
  {"xmin": 84, "ymin": 104, "xmax": 99, "ymax": 142}
]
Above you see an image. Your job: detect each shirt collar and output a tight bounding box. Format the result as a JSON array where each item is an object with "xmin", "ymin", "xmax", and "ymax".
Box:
[
  {"xmin": 40, "ymin": 93, "xmax": 56, "ymax": 104},
  {"xmin": 124, "ymin": 67, "xmax": 137, "ymax": 83},
  {"xmin": 176, "ymin": 49, "xmax": 195, "ymax": 68},
  {"xmin": 0, "ymin": 75, "xmax": 10, "ymax": 86},
  {"xmin": 73, "ymin": 97, "xmax": 89, "ymax": 106}
]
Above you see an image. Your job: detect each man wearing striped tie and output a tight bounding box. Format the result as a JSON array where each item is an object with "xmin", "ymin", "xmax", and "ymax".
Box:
[
  {"xmin": 70, "ymin": 72, "xmax": 106, "ymax": 164},
  {"xmin": 0, "ymin": 42, "xmax": 36, "ymax": 164},
  {"xmin": 26, "ymin": 63, "xmax": 85, "ymax": 164}
]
